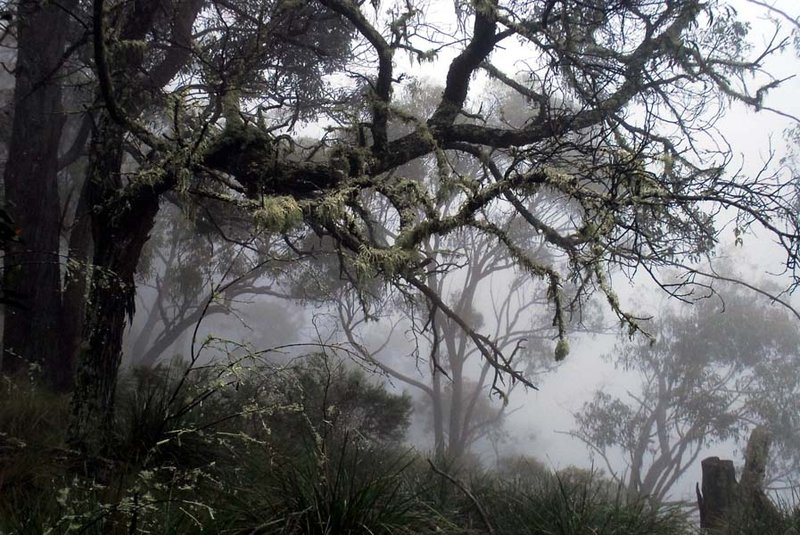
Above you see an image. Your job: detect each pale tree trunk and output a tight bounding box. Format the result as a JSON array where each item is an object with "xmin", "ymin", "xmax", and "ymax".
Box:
[
  {"xmin": 448, "ymin": 356, "xmax": 466, "ymax": 460},
  {"xmin": 431, "ymin": 361, "xmax": 446, "ymax": 460},
  {"xmin": 60, "ymin": 182, "xmax": 94, "ymax": 379}
]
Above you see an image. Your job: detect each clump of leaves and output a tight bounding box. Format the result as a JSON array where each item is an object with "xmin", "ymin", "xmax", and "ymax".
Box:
[{"xmin": 271, "ymin": 353, "xmax": 413, "ymax": 447}]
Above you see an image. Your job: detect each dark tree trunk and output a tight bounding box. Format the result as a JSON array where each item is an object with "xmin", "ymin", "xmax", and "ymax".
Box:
[
  {"xmin": 2, "ymin": 0, "xmax": 76, "ymax": 389},
  {"xmin": 67, "ymin": 196, "xmax": 160, "ymax": 453},
  {"xmin": 697, "ymin": 426, "xmax": 779, "ymax": 532},
  {"xmin": 63, "ymin": 0, "xmax": 202, "ymax": 452},
  {"xmin": 66, "ymin": 121, "xmax": 161, "ymax": 453},
  {"xmin": 697, "ymin": 457, "xmax": 738, "ymax": 531}
]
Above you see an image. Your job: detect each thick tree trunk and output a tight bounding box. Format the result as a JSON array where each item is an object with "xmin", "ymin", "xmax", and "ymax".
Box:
[
  {"xmin": 2, "ymin": 0, "xmax": 76, "ymax": 389},
  {"xmin": 697, "ymin": 457, "xmax": 738, "ymax": 531},
  {"xmin": 66, "ymin": 121, "xmax": 160, "ymax": 454},
  {"xmin": 63, "ymin": 0, "xmax": 202, "ymax": 452},
  {"xmin": 67, "ymin": 196, "xmax": 159, "ymax": 453}
]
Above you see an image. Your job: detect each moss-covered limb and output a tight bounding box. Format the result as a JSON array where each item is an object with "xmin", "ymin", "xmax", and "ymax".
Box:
[
  {"xmin": 363, "ymin": 175, "xmax": 437, "ymax": 233},
  {"xmin": 304, "ymin": 188, "xmax": 426, "ymax": 280},
  {"xmin": 204, "ymin": 124, "xmax": 343, "ymax": 199},
  {"xmin": 394, "ymin": 176, "xmax": 522, "ymax": 251},
  {"xmin": 470, "ymin": 219, "xmax": 571, "ymax": 361},
  {"xmin": 445, "ymin": 141, "xmax": 586, "ymax": 255},
  {"xmin": 590, "ymin": 247, "xmax": 654, "ymax": 343},
  {"xmin": 253, "ymin": 196, "xmax": 304, "ymax": 233},
  {"xmin": 354, "ymin": 245, "xmax": 420, "ymax": 279},
  {"xmin": 200, "ymin": 102, "xmax": 660, "ymax": 208}
]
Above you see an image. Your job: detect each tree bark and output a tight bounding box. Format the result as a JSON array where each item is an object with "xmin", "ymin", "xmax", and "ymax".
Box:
[
  {"xmin": 66, "ymin": 120, "xmax": 161, "ymax": 453},
  {"xmin": 64, "ymin": 0, "xmax": 203, "ymax": 452},
  {"xmin": 2, "ymin": 0, "xmax": 76, "ymax": 389},
  {"xmin": 67, "ymin": 193, "xmax": 160, "ymax": 453},
  {"xmin": 697, "ymin": 426, "xmax": 779, "ymax": 532},
  {"xmin": 697, "ymin": 457, "xmax": 738, "ymax": 531}
]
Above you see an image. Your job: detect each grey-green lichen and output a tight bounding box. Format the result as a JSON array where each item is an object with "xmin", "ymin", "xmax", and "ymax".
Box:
[
  {"xmin": 554, "ymin": 338, "xmax": 570, "ymax": 362},
  {"xmin": 253, "ymin": 195, "xmax": 303, "ymax": 232},
  {"xmin": 313, "ymin": 188, "xmax": 352, "ymax": 222},
  {"xmin": 354, "ymin": 245, "xmax": 417, "ymax": 279}
]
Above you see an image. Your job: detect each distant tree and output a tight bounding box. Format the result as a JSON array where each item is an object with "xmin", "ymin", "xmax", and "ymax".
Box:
[
  {"xmin": 332, "ymin": 218, "xmax": 560, "ymax": 460},
  {"xmin": 572, "ymin": 281, "xmax": 800, "ymax": 503},
  {"xmin": 300, "ymin": 81, "xmax": 592, "ymax": 461},
  {"xmin": 129, "ymin": 201, "xmax": 300, "ymax": 368}
]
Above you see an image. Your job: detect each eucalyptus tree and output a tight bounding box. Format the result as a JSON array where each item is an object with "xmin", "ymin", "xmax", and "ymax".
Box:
[
  {"xmin": 3, "ymin": 0, "xmax": 352, "ymax": 449},
  {"xmin": 2, "ymin": 0, "xmax": 79, "ymax": 387},
  {"xmin": 331, "ymin": 212, "xmax": 560, "ymax": 460},
  {"xmin": 572, "ymin": 282, "xmax": 800, "ymax": 503},
  {"xmin": 129, "ymin": 200, "xmax": 300, "ymax": 368},
  {"xmin": 3, "ymin": 0, "xmax": 800, "ymax": 455}
]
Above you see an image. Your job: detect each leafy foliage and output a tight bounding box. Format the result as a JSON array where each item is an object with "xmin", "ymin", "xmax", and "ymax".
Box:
[{"xmin": 271, "ymin": 353, "xmax": 413, "ymax": 446}]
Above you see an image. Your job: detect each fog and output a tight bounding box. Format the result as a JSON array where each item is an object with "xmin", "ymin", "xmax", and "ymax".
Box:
[
  {"xmin": 3, "ymin": 0, "xmax": 800, "ymax": 530},
  {"xmin": 112, "ymin": 3, "xmax": 800, "ymax": 514}
]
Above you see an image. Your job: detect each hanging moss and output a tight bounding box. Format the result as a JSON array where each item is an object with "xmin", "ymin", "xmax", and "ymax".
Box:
[
  {"xmin": 554, "ymin": 338, "xmax": 570, "ymax": 362},
  {"xmin": 253, "ymin": 195, "xmax": 303, "ymax": 232}
]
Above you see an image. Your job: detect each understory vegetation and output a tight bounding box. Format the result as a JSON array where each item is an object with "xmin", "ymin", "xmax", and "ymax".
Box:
[
  {"xmin": 1, "ymin": 355, "xmax": 797, "ymax": 535},
  {"xmin": 0, "ymin": 356, "xmax": 672, "ymax": 534}
]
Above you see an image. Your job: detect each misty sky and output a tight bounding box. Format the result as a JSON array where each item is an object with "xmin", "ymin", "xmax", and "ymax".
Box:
[{"xmin": 120, "ymin": 0, "xmax": 800, "ymax": 506}]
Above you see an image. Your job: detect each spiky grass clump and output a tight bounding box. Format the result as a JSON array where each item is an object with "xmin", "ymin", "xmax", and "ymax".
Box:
[
  {"xmin": 0, "ymin": 379, "xmax": 72, "ymax": 530},
  {"xmin": 710, "ymin": 491, "xmax": 800, "ymax": 534},
  {"xmin": 470, "ymin": 467, "xmax": 694, "ymax": 535},
  {"xmin": 0, "ymin": 366, "xmax": 765, "ymax": 535},
  {"xmin": 216, "ymin": 437, "xmax": 456, "ymax": 534}
]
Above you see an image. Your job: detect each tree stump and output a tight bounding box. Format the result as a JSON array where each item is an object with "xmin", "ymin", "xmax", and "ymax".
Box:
[
  {"xmin": 696, "ymin": 426, "xmax": 779, "ymax": 532},
  {"xmin": 697, "ymin": 457, "xmax": 738, "ymax": 530}
]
